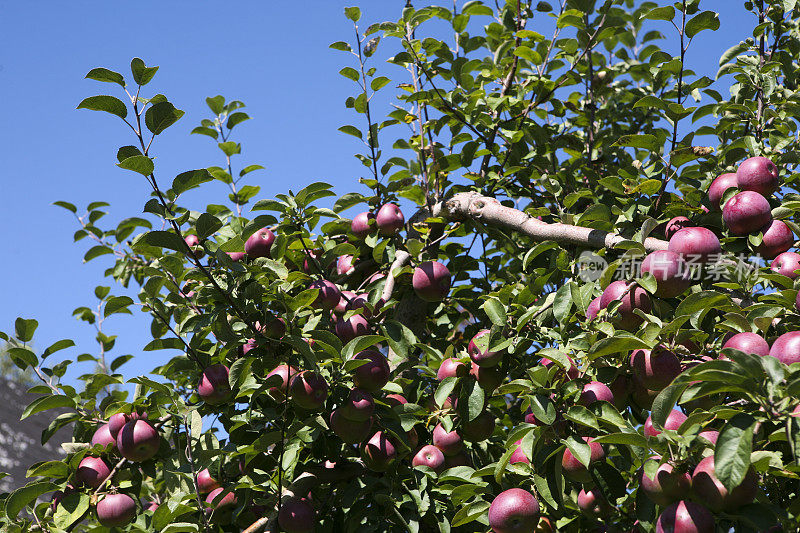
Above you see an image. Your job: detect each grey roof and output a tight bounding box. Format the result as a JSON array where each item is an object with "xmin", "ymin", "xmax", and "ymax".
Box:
[{"xmin": 0, "ymin": 378, "xmax": 71, "ymax": 493}]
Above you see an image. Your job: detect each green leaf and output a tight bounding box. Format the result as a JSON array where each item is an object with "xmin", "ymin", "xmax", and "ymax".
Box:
[
  {"xmin": 344, "ymin": 6, "xmax": 361, "ymax": 21},
  {"xmin": 53, "ymin": 491, "xmax": 90, "ymax": 529},
  {"xmin": 218, "ymin": 141, "xmax": 241, "ymax": 156},
  {"xmin": 465, "ymin": 379, "xmax": 484, "ymax": 421},
  {"xmin": 191, "ymin": 126, "xmax": 218, "ymax": 139},
  {"xmin": 15, "ymin": 317, "xmax": 38, "ymax": 342},
  {"xmin": 206, "ymin": 95, "xmax": 225, "ymax": 114},
  {"xmin": 685, "ymin": 11, "xmax": 720, "ymax": 39},
  {"xmin": 240, "ymin": 164, "xmax": 264, "ymax": 177},
  {"xmin": 134, "ymin": 230, "xmax": 186, "ymax": 252},
  {"xmin": 435, "ymin": 377, "xmax": 457, "ymax": 408},
  {"xmin": 196, "ymin": 213, "xmax": 222, "ymax": 239},
  {"xmin": 27, "ymin": 461, "xmax": 69, "ymax": 479},
  {"xmin": 383, "ymin": 320, "xmax": 416, "ymax": 360},
  {"xmin": 330, "ymin": 41, "xmax": 352, "ymax": 51},
  {"xmin": 130, "ymin": 57, "xmax": 159, "ymax": 85},
  {"xmin": 342, "ymin": 335, "xmax": 385, "ymax": 362},
  {"xmin": 339, "ymin": 125, "xmax": 363, "ymax": 139},
  {"xmin": 589, "ymin": 336, "xmax": 650, "ymax": 359},
  {"xmin": 173, "ymin": 169, "xmax": 213, "ymax": 195},
  {"xmin": 229, "ymin": 357, "xmax": 252, "ymax": 389},
  {"xmin": 77, "ymin": 95, "xmax": 128, "ymax": 119},
  {"xmin": 715, "ymin": 413, "xmax": 756, "ymax": 491},
  {"xmin": 564, "ymin": 436, "xmax": 591, "ymax": 468},
  {"xmin": 117, "ymin": 155, "xmax": 154, "ymax": 176},
  {"xmin": 651, "ymin": 382, "xmax": 688, "ymax": 430},
  {"xmin": 643, "ymin": 6, "xmax": 675, "ymax": 21},
  {"xmin": 482, "ymin": 297, "xmax": 506, "ymax": 326},
  {"xmin": 339, "ymin": 67, "xmax": 360, "ymax": 82},
  {"xmin": 21, "ymin": 395, "xmax": 76, "ymax": 420},
  {"xmin": 53, "ymin": 201, "xmax": 77, "ymax": 213},
  {"xmin": 553, "ymin": 283, "xmax": 574, "ymax": 325},
  {"xmin": 5, "ymin": 481, "xmax": 59, "ymax": 519},
  {"xmin": 613, "ymin": 134, "xmax": 660, "ymax": 151},
  {"xmin": 226, "ymin": 112, "xmax": 250, "ymax": 129},
  {"xmin": 371, "ymin": 76, "xmax": 391, "ymax": 91},
  {"xmin": 104, "ymin": 296, "xmax": 134, "ymax": 318},
  {"xmin": 145, "ymin": 101, "xmax": 185, "ymax": 135},
  {"xmin": 42, "ymin": 339, "xmax": 75, "ymax": 359},
  {"xmin": 85, "ymin": 67, "xmax": 125, "ymax": 87}
]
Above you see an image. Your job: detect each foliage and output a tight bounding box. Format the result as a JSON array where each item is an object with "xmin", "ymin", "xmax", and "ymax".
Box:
[{"xmin": 3, "ymin": 0, "xmax": 800, "ymax": 531}]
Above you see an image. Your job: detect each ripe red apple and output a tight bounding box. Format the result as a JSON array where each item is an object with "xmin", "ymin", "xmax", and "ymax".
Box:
[
  {"xmin": 184, "ymin": 234, "xmax": 200, "ymax": 247},
  {"xmin": 708, "ymin": 172, "xmax": 738, "ymax": 209},
  {"xmin": 756, "ymin": 219, "xmax": 795, "ymax": 259},
  {"xmin": 226, "ymin": 251, "xmax": 246, "ymax": 262},
  {"xmin": 629, "ymin": 347, "xmax": 681, "ymax": 391},
  {"xmin": 309, "ymin": 279, "xmax": 341, "ymax": 310},
  {"xmin": 644, "ymin": 410, "xmax": 687, "ymax": 437},
  {"xmin": 665, "ymin": 216, "xmax": 691, "ymax": 240},
  {"xmin": 329, "ymin": 409, "xmax": 372, "ymax": 444},
  {"xmin": 335, "ymin": 290, "xmax": 357, "ymax": 315},
  {"xmin": 630, "ymin": 374, "xmax": 658, "ymax": 410},
  {"xmin": 240, "ymin": 338, "xmax": 258, "ymax": 356},
  {"xmin": 376, "ymin": 203, "xmax": 405, "ymax": 236},
  {"xmin": 796, "ymin": 290, "xmax": 800, "ymax": 313},
  {"xmin": 117, "ymin": 420, "xmax": 160, "ymax": 462},
  {"xmin": 655, "ymin": 500, "xmax": 714, "ymax": 533},
  {"xmin": 461, "ymin": 411, "xmax": 495, "ymax": 441},
  {"xmin": 698, "ymin": 430, "xmax": 719, "ymax": 446},
  {"xmin": 737, "ymin": 156, "xmax": 779, "ymax": 196},
  {"xmin": 722, "ymin": 190, "xmax": 772, "ymax": 235},
  {"xmin": 91, "ymin": 423, "xmax": 117, "ymax": 450},
  {"xmin": 206, "ymin": 487, "xmax": 237, "ymax": 523},
  {"xmin": 468, "ymin": 329, "xmax": 502, "ymax": 367},
  {"xmin": 577, "ymin": 488, "xmax": 611, "ymax": 517},
  {"xmin": 351, "ymin": 350, "xmax": 390, "ymax": 391},
  {"xmin": 691, "ymin": 455, "xmax": 757, "ymax": 512},
  {"xmin": 586, "ymin": 297, "xmax": 601, "ymax": 321},
  {"xmin": 488, "ymin": 488, "xmax": 540, "ymax": 533},
  {"xmin": 768, "ymin": 331, "xmax": 800, "ymax": 365},
  {"xmin": 146, "ymin": 500, "xmax": 159, "ymax": 512},
  {"xmin": 351, "ymin": 211, "xmax": 375, "ymax": 238},
  {"xmin": 639, "ymin": 458, "xmax": 691, "ymax": 507},
  {"xmin": 244, "ymin": 228, "xmax": 275, "ymax": 258},
  {"xmin": 198, "ymin": 364, "xmax": 232, "ymax": 405},
  {"xmin": 107, "ymin": 413, "xmax": 129, "ymax": 440},
  {"xmin": 336, "ymin": 254, "xmax": 355, "ymax": 276},
  {"xmin": 471, "ymin": 361, "xmax": 504, "ymax": 391},
  {"xmin": 96, "ymin": 493, "xmax": 137, "ymax": 527},
  {"xmin": 562, "ymin": 437, "xmax": 605, "ymax": 483},
  {"xmin": 432, "ymin": 423, "xmax": 463, "ymax": 456},
  {"xmin": 722, "ymin": 332, "xmax": 770, "ymax": 357},
  {"xmin": 361, "ymin": 431, "xmax": 397, "ymax": 472},
  {"xmin": 302, "ymin": 250, "xmax": 320, "ymax": 274},
  {"xmin": 509, "ymin": 439, "xmax": 530, "ymax": 465},
  {"xmin": 334, "ymin": 313, "xmax": 370, "ymax": 343},
  {"xmin": 412, "ymin": 444, "xmax": 446, "ymax": 472},
  {"xmin": 412, "ymin": 261, "xmax": 451, "ymax": 302},
  {"xmin": 289, "ymin": 371, "xmax": 328, "ymax": 409},
  {"xmin": 197, "ymin": 468, "xmax": 221, "ymax": 494},
  {"xmin": 266, "ymin": 364, "xmax": 297, "ymax": 400},
  {"xmin": 437, "ymin": 357, "xmax": 468, "ymax": 381},
  {"xmin": 599, "ymin": 280, "xmax": 652, "ymax": 330},
  {"xmin": 668, "ymin": 227, "xmax": 722, "ymax": 263},
  {"xmin": 641, "ymin": 250, "xmax": 691, "ymax": 298},
  {"xmin": 340, "ymin": 388, "xmax": 374, "ymax": 421},
  {"xmin": 385, "ymin": 393, "xmax": 408, "ymax": 407},
  {"xmin": 278, "ymin": 497, "xmax": 315, "ymax": 533},
  {"xmin": 579, "ymin": 381, "xmax": 614, "ymax": 406},
  {"xmin": 771, "ymin": 251, "xmax": 800, "ymax": 278},
  {"xmin": 76, "ymin": 456, "xmax": 111, "ymax": 488},
  {"xmin": 541, "ymin": 356, "xmax": 579, "ymax": 380}
]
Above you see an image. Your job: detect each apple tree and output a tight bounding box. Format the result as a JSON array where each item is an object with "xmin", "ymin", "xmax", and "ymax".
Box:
[{"xmin": 3, "ymin": 0, "xmax": 800, "ymax": 532}]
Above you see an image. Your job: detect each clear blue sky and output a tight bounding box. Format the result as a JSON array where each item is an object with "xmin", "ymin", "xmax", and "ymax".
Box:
[{"xmin": 0, "ymin": 1, "xmax": 755, "ymax": 386}]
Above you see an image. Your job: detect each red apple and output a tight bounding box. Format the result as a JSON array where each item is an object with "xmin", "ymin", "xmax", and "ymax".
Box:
[
  {"xmin": 244, "ymin": 228, "xmax": 275, "ymax": 258},
  {"xmin": 340, "ymin": 388, "xmax": 374, "ymax": 421},
  {"xmin": 335, "ymin": 290, "xmax": 357, "ymax": 315},
  {"xmin": 488, "ymin": 488, "xmax": 540, "ymax": 533},
  {"xmin": 771, "ymin": 251, "xmax": 800, "ymax": 278},
  {"xmin": 385, "ymin": 393, "xmax": 408, "ymax": 407},
  {"xmin": 226, "ymin": 251, "xmax": 246, "ymax": 262},
  {"xmin": 639, "ymin": 458, "xmax": 691, "ymax": 507},
  {"xmin": 468, "ymin": 329, "xmax": 502, "ymax": 367},
  {"xmin": 586, "ymin": 297, "xmax": 601, "ymax": 321},
  {"xmin": 668, "ymin": 227, "xmax": 722, "ymax": 263},
  {"xmin": 691, "ymin": 455, "xmax": 757, "ymax": 512},
  {"xmin": 184, "ymin": 234, "xmax": 200, "ymax": 247},
  {"xmin": 579, "ymin": 381, "xmax": 614, "ymax": 406},
  {"xmin": 461, "ymin": 411, "xmax": 495, "ymax": 441},
  {"xmin": 641, "ymin": 250, "xmax": 691, "ymax": 298},
  {"xmin": 266, "ymin": 364, "xmax": 297, "ymax": 400},
  {"xmin": 721, "ymin": 332, "xmax": 770, "ymax": 357},
  {"xmin": 309, "ymin": 279, "xmax": 340, "ymax": 310},
  {"xmin": 437, "ymin": 357, "xmax": 468, "ymax": 381},
  {"xmin": 708, "ymin": 172, "xmax": 738, "ymax": 209},
  {"xmin": 375, "ymin": 203, "xmax": 405, "ymax": 236},
  {"xmin": 629, "ymin": 347, "xmax": 681, "ymax": 391},
  {"xmin": 471, "ymin": 361, "xmax": 504, "ymax": 391},
  {"xmin": 117, "ymin": 420, "xmax": 160, "ymax": 462},
  {"xmin": 737, "ymin": 156, "xmax": 779, "ymax": 196},
  {"xmin": 698, "ymin": 430, "xmax": 719, "ymax": 446},
  {"xmin": 509, "ymin": 439, "xmax": 530, "ymax": 465},
  {"xmin": 768, "ymin": 331, "xmax": 800, "ymax": 365},
  {"xmin": 76, "ymin": 457, "xmax": 111, "ymax": 488},
  {"xmin": 329, "ymin": 409, "xmax": 372, "ymax": 444},
  {"xmin": 665, "ymin": 216, "xmax": 691, "ymax": 240},
  {"xmin": 644, "ymin": 410, "xmax": 687, "ymax": 437},
  {"xmin": 756, "ymin": 219, "xmax": 795, "ymax": 259},
  {"xmin": 335, "ymin": 314, "xmax": 370, "ymax": 343},
  {"xmin": 351, "ymin": 211, "xmax": 375, "ymax": 238},
  {"xmin": 432, "ymin": 423, "xmax": 463, "ymax": 456},
  {"xmin": 361, "ymin": 431, "xmax": 397, "ymax": 472},
  {"xmin": 562, "ymin": 437, "xmax": 605, "ymax": 483},
  {"xmin": 107, "ymin": 413, "xmax": 129, "ymax": 440},
  {"xmin": 336, "ymin": 254, "xmax": 355, "ymax": 276},
  {"xmin": 655, "ymin": 500, "xmax": 714, "ymax": 533},
  {"xmin": 577, "ymin": 488, "xmax": 611, "ymax": 517},
  {"xmin": 96, "ymin": 493, "xmax": 137, "ymax": 527},
  {"xmin": 91, "ymin": 423, "xmax": 117, "ymax": 450},
  {"xmin": 351, "ymin": 350, "xmax": 390, "ymax": 392},
  {"xmin": 722, "ymin": 190, "xmax": 772, "ymax": 235},
  {"xmin": 206, "ymin": 487, "xmax": 237, "ymax": 523},
  {"xmin": 197, "ymin": 468, "xmax": 221, "ymax": 494},
  {"xmin": 412, "ymin": 444, "xmax": 446, "ymax": 472},
  {"xmin": 278, "ymin": 497, "xmax": 315, "ymax": 533},
  {"xmin": 599, "ymin": 280, "xmax": 652, "ymax": 330},
  {"xmin": 412, "ymin": 261, "xmax": 451, "ymax": 302},
  {"xmin": 289, "ymin": 371, "xmax": 328, "ymax": 410},
  {"xmin": 198, "ymin": 364, "xmax": 232, "ymax": 405}
]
